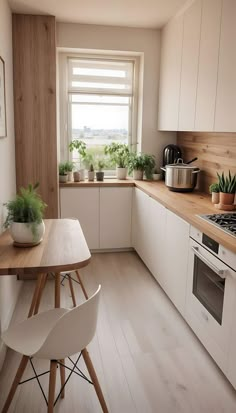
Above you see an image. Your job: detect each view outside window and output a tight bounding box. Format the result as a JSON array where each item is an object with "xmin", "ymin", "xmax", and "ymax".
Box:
[{"xmin": 68, "ymin": 58, "xmax": 134, "ymax": 171}]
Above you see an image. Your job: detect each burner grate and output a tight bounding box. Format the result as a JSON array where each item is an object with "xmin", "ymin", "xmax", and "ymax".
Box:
[{"xmin": 199, "ymin": 213, "xmax": 236, "ymax": 237}]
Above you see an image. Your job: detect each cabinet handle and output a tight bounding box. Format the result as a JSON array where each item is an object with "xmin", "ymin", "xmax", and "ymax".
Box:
[
  {"xmin": 191, "ymin": 246, "xmax": 226, "ymax": 278},
  {"xmin": 201, "ymin": 311, "xmax": 209, "ymax": 322}
]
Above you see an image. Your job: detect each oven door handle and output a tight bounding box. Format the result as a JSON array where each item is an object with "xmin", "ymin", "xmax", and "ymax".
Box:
[{"xmin": 191, "ymin": 246, "xmax": 226, "ymax": 278}]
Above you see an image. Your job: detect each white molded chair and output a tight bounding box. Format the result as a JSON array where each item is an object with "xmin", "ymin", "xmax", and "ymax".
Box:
[{"xmin": 1, "ymin": 285, "xmax": 108, "ymax": 413}]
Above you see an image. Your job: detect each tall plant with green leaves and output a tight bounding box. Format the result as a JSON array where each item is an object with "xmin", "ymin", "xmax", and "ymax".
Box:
[
  {"xmin": 3, "ymin": 183, "xmax": 47, "ymax": 237},
  {"xmin": 217, "ymin": 171, "xmax": 236, "ymax": 194},
  {"xmin": 69, "ymin": 140, "xmax": 87, "ymax": 168},
  {"xmin": 104, "ymin": 142, "xmax": 130, "ymax": 168}
]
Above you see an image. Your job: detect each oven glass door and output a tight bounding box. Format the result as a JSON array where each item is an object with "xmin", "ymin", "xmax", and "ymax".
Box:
[{"xmin": 193, "ymin": 255, "xmax": 225, "ymax": 325}]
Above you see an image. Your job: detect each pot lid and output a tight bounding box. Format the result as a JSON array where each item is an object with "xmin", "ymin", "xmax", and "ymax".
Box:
[{"xmin": 166, "ymin": 158, "xmax": 197, "ymax": 169}]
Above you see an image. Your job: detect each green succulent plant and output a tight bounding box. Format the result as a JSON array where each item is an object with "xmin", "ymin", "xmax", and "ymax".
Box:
[
  {"xmin": 209, "ymin": 182, "xmax": 219, "ymax": 193},
  {"xmin": 217, "ymin": 171, "xmax": 236, "ymax": 194}
]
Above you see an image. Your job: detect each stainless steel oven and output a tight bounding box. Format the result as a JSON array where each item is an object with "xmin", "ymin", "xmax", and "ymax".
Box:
[{"xmin": 185, "ymin": 226, "xmax": 236, "ymax": 371}]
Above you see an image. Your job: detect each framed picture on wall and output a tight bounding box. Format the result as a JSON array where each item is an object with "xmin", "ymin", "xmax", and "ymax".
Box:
[{"xmin": 0, "ymin": 57, "xmax": 7, "ymax": 137}]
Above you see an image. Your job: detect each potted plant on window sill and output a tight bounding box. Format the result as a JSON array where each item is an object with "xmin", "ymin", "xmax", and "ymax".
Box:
[
  {"xmin": 64, "ymin": 161, "xmax": 74, "ymax": 182},
  {"xmin": 143, "ymin": 154, "xmax": 156, "ymax": 180},
  {"xmin": 3, "ymin": 183, "xmax": 47, "ymax": 245},
  {"xmin": 88, "ymin": 164, "xmax": 95, "ymax": 181},
  {"xmin": 59, "ymin": 162, "xmax": 68, "ymax": 183},
  {"xmin": 69, "ymin": 139, "xmax": 87, "ymax": 181},
  {"xmin": 128, "ymin": 153, "xmax": 145, "ymax": 180},
  {"xmin": 104, "ymin": 142, "xmax": 130, "ymax": 180},
  {"xmin": 217, "ymin": 171, "xmax": 236, "ymax": 208},
  {"xmin": 96, "ymin": 160, "xmax": 105, "ymax": 181}
]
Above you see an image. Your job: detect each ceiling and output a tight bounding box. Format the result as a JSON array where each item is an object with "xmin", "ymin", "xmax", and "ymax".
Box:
[{"xmin": 9, "ymin": 0, "xmax": 187, "ymax": 29}]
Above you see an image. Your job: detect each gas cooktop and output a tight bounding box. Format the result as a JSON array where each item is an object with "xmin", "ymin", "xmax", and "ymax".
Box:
[{"xmin": 199, "ymin": 213, "xmax": 236, "ymax": 238}]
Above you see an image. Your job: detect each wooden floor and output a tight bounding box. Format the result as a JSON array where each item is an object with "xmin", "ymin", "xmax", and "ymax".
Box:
[{"xmin": 0, "ymin": 252, "xmax": 236, "ymax": 412}]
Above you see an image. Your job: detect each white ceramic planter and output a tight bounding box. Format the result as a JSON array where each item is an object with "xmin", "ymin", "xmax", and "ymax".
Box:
[
  {"xmin": 153, "ymin": 173, "xmax": 162, "ymax": 181},
  {"xmin": 116, "ymin": 167, "xmax": 127, "ymax": 180},
  {"xmin": 133, "ymin": 170, "xmax": 143, "ymax": 180},
  {"xmin": 73, "ymin": 171, "xmax": 80, "ymax": 182},
  {"xmin": 88, "ymin": 171, "xmax": 95, "ymax": 181},
  {"xmin": 67, "ymin": 171, "xmax": 73, "ymax": 182},
  {"xmin": 79, "ymin": 169, "xmax": 85, "ymax": 181},
  {"xmin": 10, "ymin": 221, "xmax": 45, "ymax": 244},
  {"xmin": 59, "ymin": 175, "xmax": 68, "ymax": 183}
]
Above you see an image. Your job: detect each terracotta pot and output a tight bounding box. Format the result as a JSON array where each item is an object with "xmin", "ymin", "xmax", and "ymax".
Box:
[
  {"xmin": 219, "ymin": 192, "xmax": 235, "ymax": 205},
  {"xmin": 10, "ymin": 221, "xmax": 45, "ymax": 244},
  {"xmin": 211, "ymin": 192, "xmax": 219, "ymax": 204},
  {"xmin": 133, "ymin": 170, "xmax": 143, "ymax": 180}
]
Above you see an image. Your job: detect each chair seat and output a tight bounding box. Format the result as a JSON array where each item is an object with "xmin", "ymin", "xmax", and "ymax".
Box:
[{"xmin": 2, "ymin": 308, "xmax": 69, "ymax": 357}]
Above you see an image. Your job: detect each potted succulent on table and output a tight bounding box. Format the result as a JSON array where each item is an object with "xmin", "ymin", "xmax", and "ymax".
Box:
[
  {"xmin": 104, "ymin": 142, "xmax": 130, "ymax": 180},
  {"xmin": 217, "ymin": 171, "xmax": 236, "ymax": 207},
  {"xmin": 96, "ymin": 159, "xmax": 105, "ymax": 181},
  {"xmin": 3, "ymin": 183, "xmax": 47, "ymax": 245},
  {"xmin": 143, "ymin": 154, "xmax": 156, "ymax": 180},
  {"xmin": 209, "ymin": 182, "xmax": 220, "ymax": 204},
  {"xmin": 69, "ymin": 139, "xmax": 87, "ymax": 181},
  {"xmin": 59, "ymin": 162, "xmax": 68, "ymax": 183},
  {"xmin": 128, "ymin": 153, "xmax": 145, "ymax": 180},
  {"xmin": 64, "ymin": 161, "xmax": 74, "ymax": 182}
]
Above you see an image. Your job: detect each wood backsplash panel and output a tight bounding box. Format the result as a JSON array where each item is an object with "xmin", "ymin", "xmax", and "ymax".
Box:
[
  {"xmin": 177, "ymin": 132, "xmax": 236, "ymax": 192},
  {"xmin": 13, "ymin": 15, "xmax": 58, "ymax": 218}
]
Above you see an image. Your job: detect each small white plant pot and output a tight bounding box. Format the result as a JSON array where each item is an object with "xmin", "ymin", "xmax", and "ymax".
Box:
[
  {"xmin": 79, "ymin": 169, "xmax": 85, "ymax": 181},
  {"xmin": 67, "ymin": 171, "xmax": 73, "ymax": 182},
  {"xmin": 116, "ymin": 167, "xmax": 127, "ymax": 180},
  {"xmin": 10, "ymin": 221, "xmax": 45, "ymax": 244},
  {"xmin": 59, "ymin": 174, "xmax": 68, "ymax": 183},
  {"xmin": 153, "ymin": 173, "xmax": 162, "ymax": 181},
  {"xmin": 88, "ymin": 171, "xmax": 95, "ymax": 181},
  {"xmin": 133, "ymin": 170, "xmax": 143, "ymax": 180},
  {"xmin": 73, "ymin": 171, "xmax": 80, "ymax": 182}
]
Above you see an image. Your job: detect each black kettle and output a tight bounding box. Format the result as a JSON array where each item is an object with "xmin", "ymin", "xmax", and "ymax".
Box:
[{"xmin": 162, "ymin": 144, "xmax": 182, "ymax": 179}]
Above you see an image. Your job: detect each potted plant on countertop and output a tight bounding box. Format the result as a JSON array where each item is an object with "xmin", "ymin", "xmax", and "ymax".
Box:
[
  {"xmin": 96, "ymin": 159, "xmax": 105, "ymax": 182},
  {"xmin": 153, "ymin": 167, "xmax": 162, "ymax": 181},
  {"xmin": 64, "ymin": 161, "xmax": 74, "ymax": 182},
  {"xmin": 69, "ymin": 139, "xmax": 87, "ymax": 181},
  {"xmin": 217, "ymin": 171, "xmax": 236, "ymax": 208},
  {"xmin": 128, "ymin": 153, "xmax": 145, "ymax": 180},
  {"xmin": 88, "ymin": 164, "xmax": 95, "ymax": 181},
  {"xmin": 143, "ymin": 154, "xmax": 156, "ymax": 180},
  {"xmin": 209, "ymin": 182, "xmax": 220, "ymax": 204},
  {"xmin": 104, "ymin": 142, "xmax": 130, "ymax": 180},
  {"xmin": 3, "ymin": 183, "xmax": 47, "ymax": 245},
  {"xmin": 59, "ymin": 162, "xmax": 68, "ymax": 183}
]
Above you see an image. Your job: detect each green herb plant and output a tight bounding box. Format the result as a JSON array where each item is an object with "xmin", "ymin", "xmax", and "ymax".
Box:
[
  {"xmin": 128, "ymin": 153, "xmax": 145, "ymax": 174},
  {"xmin": 59, "ymin": 162, "xmax": 68, "ymax": 176},
  {"xmin": 104, "ymin": 143, "xmax": 130, "ymax": 168},
  {"xmin": 3, "ymin": 183, "xmax": 47, "ymax": 239},
  {"xmin": 64, "ymin": 161, "xmax": 74, "ymax": 173},
  {"xmin": 209, "ymin": 182, "xmax": 219, "ymax": 193},
  {"xmin": 69, "ymin": 140, "xmax": 87, "ymax": 168},
  {"xmin": 142, "ymin": 154, "xmax": 156, "ymax": 180},
  {"xmin": 217, "ymin": 171, "xmax": 236, "ymax": 193}
]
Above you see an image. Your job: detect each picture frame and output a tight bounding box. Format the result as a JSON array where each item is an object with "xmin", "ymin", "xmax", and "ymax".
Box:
[{"xmin": 0, "ymin": 56, "xmax": 7, "ymax": 138}]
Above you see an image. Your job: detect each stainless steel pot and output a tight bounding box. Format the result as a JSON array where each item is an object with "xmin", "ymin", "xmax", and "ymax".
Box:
[{"xmin": 161, "ymin": 158, "xmax": 200, "ymax": 192}]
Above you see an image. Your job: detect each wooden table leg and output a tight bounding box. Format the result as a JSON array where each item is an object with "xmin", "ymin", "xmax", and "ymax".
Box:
[
  {"xmin": 33, "ymin": 273, "xmax": 48, "ymax": 315},
  {"xmin": 54, "ymin": 272, "xmax": 61, "ymax": 308},
  {"xmin": 28, "ymin": 274, "xmax": 45, "ymax": 317}
]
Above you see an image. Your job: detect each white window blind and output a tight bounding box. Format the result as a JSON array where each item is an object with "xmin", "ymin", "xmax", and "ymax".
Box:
[{"xmin": 68, "ymin": 58, "xmax": 134, "ymax": 96}]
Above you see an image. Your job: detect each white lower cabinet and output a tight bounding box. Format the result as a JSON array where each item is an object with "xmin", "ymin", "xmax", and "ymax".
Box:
[
  {"xmin": 60, "ymin": 187, "xmax": 100, "ymax": 249},
  {"xmin": 132, "ymin": 188, "xmax": 189, "ymax": 316},
  {"xmin": 60, "ymin": 187, "xmax": 132, "ymax": 250},
  {"xmin": 100, "ymin": 187, "xmax": 132, "ymax": 249}
]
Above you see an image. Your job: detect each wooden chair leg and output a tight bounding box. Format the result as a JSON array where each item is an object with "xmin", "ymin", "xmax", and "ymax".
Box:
[
  {"xmin": 82, "ymin": 348, "xmax": 109, "ymax": 413},
  {"xmin": 59, "ymin": 359, "xmax": 65, "ymax": 399},
  {"xmin": 68, "ymin": 276, "xmax": 77, "ymax": 307},
  {"xmin": 28, "ymin": 274, "xmax": 45, "ymax": 317},
  {"xmin": 2, "ymin": 355, "xmax": 29, "ymax": 413},
  {"xmin": 75, "ymin": 270, "xmax": 89, "ymax": 300},
  {"xmin": 34, "ymin": 273, "xmax": 48, "ymax": 315},
  {"xmin": 48, "ymin": 360, "xmax": 57, "ymax": 413},
  {"xmin": 54, "ymin": 273, "xmax": 61, "ymax": 308}
]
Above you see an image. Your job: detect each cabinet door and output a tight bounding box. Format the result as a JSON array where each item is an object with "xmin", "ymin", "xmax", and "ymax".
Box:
[
  {"xmin": 158, "ymin": 13, "xmax": 184, "ymax": 130},
  {"xmin": 132, "ymin": 188, "xmax": 152, "ymax": 266},
  {"xmin": 60, "ymin": 188, "xmax": 99, "ymax": 249},
  {"xmin": 215, "ymin": 0, "xmax": 236, "ymax": 132},
  {"xmin": 164, "ymin": 209, "xmax": 190, "ymax": 316},
  {"xmin": 195, "ymin": 0, "xmax": 222, "ymax": 131},
  {"xmin": 178, "ymin": 0, "xmax": 202, "ymax": 130},
  {"xmin": 100, "ymin": 187, "xmax": 132, "ymax": 249}
]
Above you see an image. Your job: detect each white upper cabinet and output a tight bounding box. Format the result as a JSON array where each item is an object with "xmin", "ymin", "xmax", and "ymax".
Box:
[
  {"xmin": 214, "ymin": 0, "xmax": 236, "ymax": 132},
  {"xmin": 195, "ymin": 0, "xmax": 222, "ymax": 131},
  {"xmin": 158, "ymin": 13, "xmax": 184, "ymax": 131},
  {"xmin": 178, "ymin": 0, "xmax": 202, "ymax": 130}
]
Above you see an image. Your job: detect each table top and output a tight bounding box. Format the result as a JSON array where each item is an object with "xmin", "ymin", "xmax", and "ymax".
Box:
[{"xmin": 0, "ymin": 219, "xmax": 91, "ymax": 275}]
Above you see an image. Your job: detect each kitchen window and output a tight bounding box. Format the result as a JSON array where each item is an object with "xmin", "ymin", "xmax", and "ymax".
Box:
[{"xmin": 59, "ymin": 53, "xmax": 139, "ymax": 169}]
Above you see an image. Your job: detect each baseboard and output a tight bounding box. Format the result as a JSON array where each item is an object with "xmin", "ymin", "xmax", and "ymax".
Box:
[{"xmin": 91, "ymin": 247, "xmax": 134, "ymax": 253}]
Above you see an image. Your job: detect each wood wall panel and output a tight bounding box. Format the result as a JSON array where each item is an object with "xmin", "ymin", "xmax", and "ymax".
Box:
[
  {"xmin": 177, "ymin": 132, "xmax": 236, "ymax": 192},
  {"xmin": 13, "ymin": 15, "xmax": 58, "ymax": 218}
]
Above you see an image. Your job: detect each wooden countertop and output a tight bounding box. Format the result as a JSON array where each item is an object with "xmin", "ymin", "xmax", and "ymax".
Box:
[
  {"xmin": 60, "ymin": 180, "xmax": 236, "ymax": 254},
  {"xmin": 0, "ymin": 219, "xmax": 91, "ymax": 275}
]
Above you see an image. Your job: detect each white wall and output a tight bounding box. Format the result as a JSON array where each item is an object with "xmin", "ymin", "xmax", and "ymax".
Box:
[
  {"xmin": 57, "ymin": 23, "xmax": 176, "ymax": 168},
  {"xmin": 0, "ymin": 0, "xmax": 22, "ymax": 369}
]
